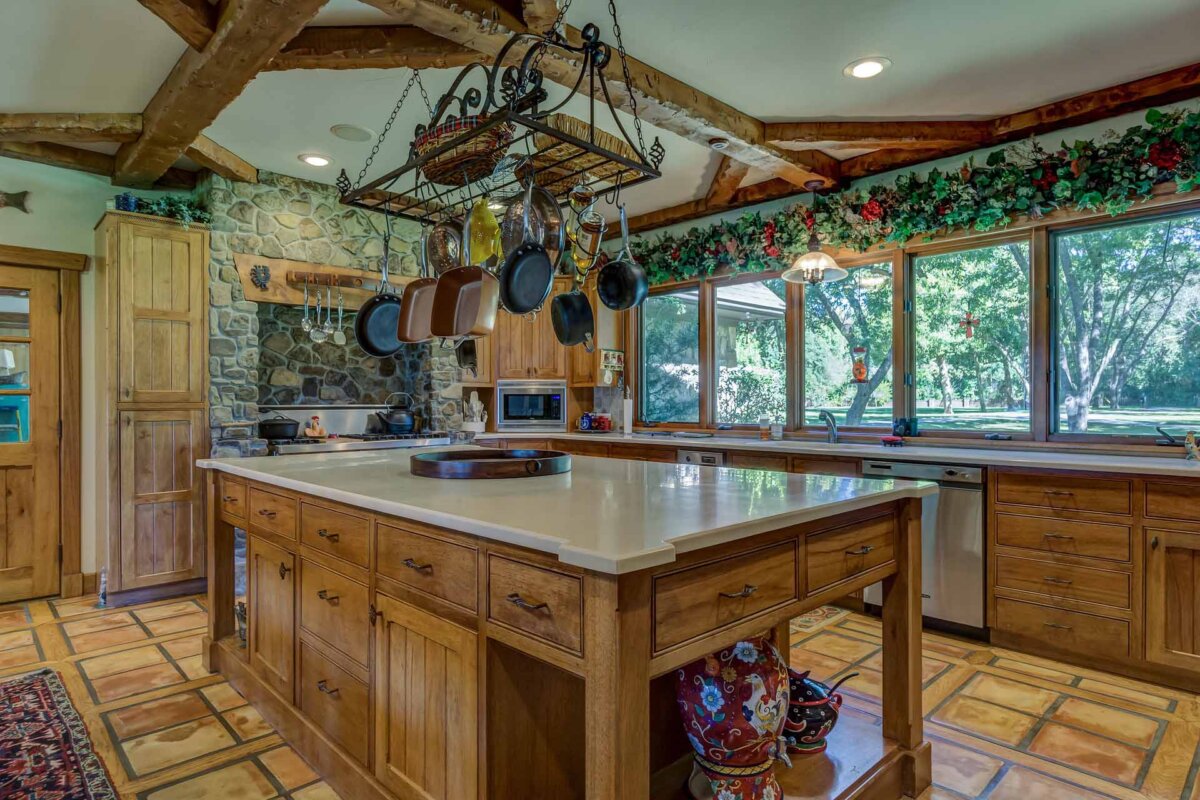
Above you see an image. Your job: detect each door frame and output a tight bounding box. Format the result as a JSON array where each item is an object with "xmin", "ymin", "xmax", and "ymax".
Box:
[{"xmin": 0, "ymin": 243, "xmax": 86, "ymax": 598}]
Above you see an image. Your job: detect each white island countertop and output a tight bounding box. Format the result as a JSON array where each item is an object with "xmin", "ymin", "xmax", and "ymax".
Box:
[{"xmin": 198, "ymin": 447, "xmax": 935, "ymax": 574}]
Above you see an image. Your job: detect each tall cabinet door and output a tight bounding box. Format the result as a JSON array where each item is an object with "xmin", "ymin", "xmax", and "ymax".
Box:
[
  {"xmin": 494, "ymin": 310, "xmax": 531, "ymax": 379},
  {"xmin": 249, "ymin": 535, "xmax": 296, "ymax": 699},
  {"xmin": 374, "ymin": 593, "xmax": 477, "ymax": 800},
  {"xmin": 1146, "ymin": 528, "xmax": 1200, "ymax": 671},
  {"xmin": 117, "ymin": 223, "xmax": 206, "ymax": 404},
  {"xmin": 531, "ymin": 279, "xmax": 569, "ymax": 379},
  {"xmin": 118, "ymin": 409, "xmax": 205, "ymax": 588}
]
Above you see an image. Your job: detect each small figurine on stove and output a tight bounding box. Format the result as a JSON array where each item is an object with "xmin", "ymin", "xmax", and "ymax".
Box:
[
  {"xmin": 1186, "ymin": 431, "xmax": 1198, "ymax": 461},
  {"xmin": 304, "ymin": 415, "xmax": 327, "ymax": 439}
]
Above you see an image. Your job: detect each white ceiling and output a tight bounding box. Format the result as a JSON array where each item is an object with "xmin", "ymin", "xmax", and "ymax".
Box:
[{"xmin": 2, "ymin": 0, "xmax": 1199, "ymax": 215}]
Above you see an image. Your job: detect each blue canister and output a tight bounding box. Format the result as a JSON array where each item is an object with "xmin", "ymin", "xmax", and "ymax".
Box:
[{"xmin": 579, "ymin": 413, "xmax": 593, "ymax": 431}]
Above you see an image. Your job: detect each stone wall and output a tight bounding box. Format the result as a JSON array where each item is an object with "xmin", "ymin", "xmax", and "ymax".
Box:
[{"xmin": 205, "ymin": 170, "xmax": 465, "ymax": 455}]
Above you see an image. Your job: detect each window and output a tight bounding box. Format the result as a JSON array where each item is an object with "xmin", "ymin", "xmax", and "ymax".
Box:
[
  {"xmin": 715, "ymin": 278, "xmax": 787, "ymax": 424},
  {"xmin": 804, "ymin": 263, "xmax": 893, "ymax": 427},
  {"xmin": 639, "ymin": 288, "xmax": 700, "ymax": 423},
  {"xmin": 912, "ymin": 242, "xmax": 1031, "ymax": 433},
  {"xmin": 1053, "ymin": 211, "xmax": 1200, "ymax": 437}
]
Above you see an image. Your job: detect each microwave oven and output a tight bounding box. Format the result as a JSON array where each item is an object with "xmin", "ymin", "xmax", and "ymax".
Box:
[{"xmin": 495, "ymin": 381, "xmax": 567, "ymax": 431}]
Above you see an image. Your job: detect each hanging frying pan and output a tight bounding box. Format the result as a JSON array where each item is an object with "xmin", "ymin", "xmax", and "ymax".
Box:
[
  {"xmin": 551, "ymin": 273, "xmax": 595, "ymax": 351},
  {"xmin": 597, "ymin": 204, "xmax": 648, "ymax": 311},
  {"xmin": 431, "ymin": 265, "xmax": 499, "ymax": 338},
  {"xmin": 354, "ymin": 225, "xmax": 404, "ymax": 356},
  {"xmin": 498, "ymin": 181, "xmax": 555, "ymax": 315},
  {"xmin": 397, "ymin": 239, "xmax": 436, "ymax": 343}
]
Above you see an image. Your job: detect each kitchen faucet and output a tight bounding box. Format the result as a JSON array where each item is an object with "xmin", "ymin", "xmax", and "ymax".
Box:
[{"xmin": 818, "ymin": 410, "xmax": 839, "ymax": 444}]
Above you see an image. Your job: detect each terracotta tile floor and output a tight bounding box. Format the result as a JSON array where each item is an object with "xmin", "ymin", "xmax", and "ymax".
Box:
[{"xmin": 5, "ymin": 592, "xmax": 1200, "ymax": 798}]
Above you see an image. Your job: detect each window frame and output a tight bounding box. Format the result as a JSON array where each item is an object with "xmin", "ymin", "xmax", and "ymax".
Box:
[{"xmin": 635, "ymin": 279, "xmax": 704, "ymax": 427}]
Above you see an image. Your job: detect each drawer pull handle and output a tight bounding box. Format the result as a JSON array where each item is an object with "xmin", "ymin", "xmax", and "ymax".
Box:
[
  {"xmin": 1042, "ymin": 533, "xmax": 1075, "ymax": 541},
  {"xmin": 403, "ymin": 558, "xmax": 433, "ymax": 573},
  {"xmin": 719, "ymin": 584, "xmax": 758, "ymax": 599},
  {"xmin": 845, "ymin": 545, "xmax": 875, "ymax": 556},
  {"xmin": 222, "ymin": 495, "xmax": 239, "ymax": 503},
  {"xmin": 1044, "ymin": 490, "xmax": 1074, "ymax": 497},
  {"xmin": 1043, "ymin": 622, "xmax": 1073, "ymax": 630},
  {"xmin": 506, "ymin": 592, "xmax": 548, "ymax": 612},
  {"xmin": 278, "ymin": 563, "xmax": 291, "ymax": 580},
  {"xmin": 316, "ymin": 680, "xmax": 339, "ymax": 696},
  {"xmin": 257, "ymin": 509, "xmax": 277, "ymax": 519},
  {"xmin": 317, "ymin": 589, "xmax": 340, "ymax": 604},
  {"xmin": 1043, "ymin": 576, "xmax": 1073, "ymax": 585},
  {"xmin": 317, "ymin": 529, "xmax": 340, "ymax": 543}
]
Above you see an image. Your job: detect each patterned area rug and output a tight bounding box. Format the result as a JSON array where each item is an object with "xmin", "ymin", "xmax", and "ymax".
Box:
[{"xmin": 0, "ymin": 668, "xmax": 117, "ymax": 800}]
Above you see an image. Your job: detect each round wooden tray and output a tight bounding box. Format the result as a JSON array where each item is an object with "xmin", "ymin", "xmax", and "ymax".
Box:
[{"xmin": 410, "ymin": 448, "xmax": 572, "ymax": 479}]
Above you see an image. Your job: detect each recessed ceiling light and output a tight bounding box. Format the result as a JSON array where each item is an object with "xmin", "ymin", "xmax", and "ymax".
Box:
[
  {"xmin": 330, "ymin": 124, "xmax": 376, "ymax": 143},
  {"xmin": 708, "ymin": 137, "xmax": 729, "ymax": 150},
  {"xmin": 843, "ymin": 57, "xmax": 892, "ymax": 79},
  {"xmin": 298, "ymin": 153, "xmax": 332, "ymax": 167}
]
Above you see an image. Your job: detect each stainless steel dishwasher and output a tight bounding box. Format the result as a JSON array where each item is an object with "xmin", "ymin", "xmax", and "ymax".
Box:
[{"xmin": 861, "ymin": 460, "xmax": 985, "ymax": 634}]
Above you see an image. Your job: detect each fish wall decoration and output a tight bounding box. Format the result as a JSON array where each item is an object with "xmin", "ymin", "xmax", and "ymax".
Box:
[{"xmin": 0, "ymin": 192, "xmax": 29, "ymax": 213}]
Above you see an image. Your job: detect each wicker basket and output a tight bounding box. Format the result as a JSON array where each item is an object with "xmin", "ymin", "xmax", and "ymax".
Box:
[
  {"xmin": 414, "ymin": 115, "xmax": 515, "ymax": 187},
  {"xmin": 520, "ymin": 114, "xmax": 642, "ymax": 192}
]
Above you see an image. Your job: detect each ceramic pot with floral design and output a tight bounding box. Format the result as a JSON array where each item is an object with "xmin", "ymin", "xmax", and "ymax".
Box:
[
  {"xmin": 676, "ymin": 637, "xmax": 791, "ymax": 800},
  {"xmin": 782, "ymin": 669, "xmax": 857, "ymax": 754}
]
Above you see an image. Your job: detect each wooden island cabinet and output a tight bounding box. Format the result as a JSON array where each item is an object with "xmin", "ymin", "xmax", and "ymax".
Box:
[{"xmin": 202, "ymin": 454, "xmax": 933, "ymax": 800}]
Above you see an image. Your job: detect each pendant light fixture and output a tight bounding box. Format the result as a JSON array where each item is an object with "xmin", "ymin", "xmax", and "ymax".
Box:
[{"xmin": 782, "ymin": 180, "xmax": 848, "ymax": 285}]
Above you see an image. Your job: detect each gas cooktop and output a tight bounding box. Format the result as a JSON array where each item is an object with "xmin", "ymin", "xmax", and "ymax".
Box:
[{"xmin": 266, "ymin": 432, "xmax": 452, "ymax": 455}]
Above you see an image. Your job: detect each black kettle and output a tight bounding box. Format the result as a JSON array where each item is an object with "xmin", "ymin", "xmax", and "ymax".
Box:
[{"xmin": 376, "ymin": 392, "xmax": 416, "ymax": 434}]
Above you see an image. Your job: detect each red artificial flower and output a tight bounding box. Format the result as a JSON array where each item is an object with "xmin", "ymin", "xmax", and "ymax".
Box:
[
  {"xmin": 763, "ymin": 219, "xmax": 777, "ymax": 245},
  {"xmin": 860, "ymin": 199, "xmax": 884, "ymax": 222},
  {"xmin": 670, "ymin": 247, "xmax": 681, "ymax": 261},
  {"xmin": 803, "ymin": 209, "xmax": 816, "ymax": 231},
  {"xmin": 1148, "ymin": 140, "xmax": 1184, "ymax": 171},
  {"xmin": 1069, "ymin": 158, "xmax": 1085, "ymax": 178},
  {"xmin": 936, "ymin": 204, "xmax": 950, "ymax": 217},
  {"xmin": 1033, "ymin": 162, "xmax": 1060, "ymax": 191},
  {"xmin": 764, "ymin": 245, "xmax": 781, "ymax": 258}
]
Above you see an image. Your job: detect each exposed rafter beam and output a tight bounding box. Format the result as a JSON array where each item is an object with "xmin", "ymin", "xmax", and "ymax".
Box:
[
  {"xmin": 0, "ymin": 113, "xmax": 143, "ymax": 143},
  {"xmin": 266, "ymin": 25, "xmax": 485, "ymax": 70},
  {"xmin": 185, "ymin": 135, "xmax": 258, "ymax": 183},
  {"xmin": 839, "ymin": 147, "xmax": 963, "ymax": 179},
  {"xmin": 521, "ymin": 0, "xmax": 561, "ymax": 32},
  {"xmin": 705, "ymin": 155, "xmax": 749, "ymax": 206},
  {"xmin": 765, "ymin": 120, "xmax": 993, "ymax": 151},
  {"xmin": 0, "ymin": 142, "xmax": 197, "ymax": 190},
  {"xmin": 356, "ymin": 0, "xmax": 836, "ymax": 188},
  {"xmin": 136, "ymin": 0, "xmax": 216, "ymax": 51},
  {"xmin": 115, "ymin": 0, "xmax": 330, "ymax": 187}
]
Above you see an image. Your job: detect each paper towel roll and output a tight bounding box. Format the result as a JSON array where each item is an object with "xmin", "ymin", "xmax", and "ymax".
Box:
[{"xmin": 622, "ymin": 397, "xmax": 634, "ymax": 436}]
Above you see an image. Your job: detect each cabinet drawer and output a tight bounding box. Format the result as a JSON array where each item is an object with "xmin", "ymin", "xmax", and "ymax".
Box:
[
  {"xmin": 653, "ymin": 540, "xmax": 798, "ymax": 652},
  {"xmin": 611, "ymin": 443, "xmax": 677, "ymax": 462},
  {"xmin": 300, "ymin": 502, "xmax": 370, "ymax": 568},
  {"xmin": 487, "ymin": 555, "xmax": 582, "ymax": 653},
  {"xmin": 554, "ymin": 439, "xmax": 610, "ymax": 457},
  {"xmin": 298, "ymin": 642, "xmax": 369, "ymax": 765},
  {"xmin": 994, "ymin": 597, "xmax": 1130, "ymax": 658},
  {"xmin": 1146, "ymin": 481, "xmax": 1200, "ymax": 523},
  {"xmin": 300, "ymin": 560, "xmax": 370, "ymax": 665},
  {"xmin": 996, "ymin": 472, "xmax": 1131, "ymax": 516},
  {"xmin": 727, "ymin": 452, "xmax": 788, "ymax": 472},
  {"xmin": 807, "ymin": 515, "xmax": 895, "ymax": 593},
  {"xmin": 790, "ymin": 457, "xmax": 860, "ymax": 477},
  {"xmin": 249, "ymin": 487, "xmax": 298, "ymax": 539},
  {"xmin": 995, "ymin": 513, "xmax": 1131, "ymax": 563},
  {"xmin": 995, "ymin": 555, "xmax": 1130, "ymax": 610},
  {"xmin": 218, "ymin": 475, "xmax": 247, "ymax": 521},
  {"xmin": 377, "ymin": 522, "xmax": 478, "ymax": 612},
  {"xmin": 505, "ymin": 439, "xmax": 551, "ymax": 451}
]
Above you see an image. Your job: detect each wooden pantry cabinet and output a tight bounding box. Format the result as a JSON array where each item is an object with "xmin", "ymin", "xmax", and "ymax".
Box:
[{"xmin": 95, "ymin": 212, "xmax": 209, "ymax": 593}]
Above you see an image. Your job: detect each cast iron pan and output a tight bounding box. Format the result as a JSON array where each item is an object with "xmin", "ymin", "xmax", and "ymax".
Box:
[
  {"xmin": 551, "ymin": 279, "xmax": 595, "ymax": 351},
  {"xmin": 355, "ymin": 227, "xmax": 403, "ymax": 357},
  {"xmin": 597, "ymin": 204, "xmax": 649, "ymax": 311},
  {"xmin": 499, "ymin": 182, "xmax": 554, "ymax": 314}
]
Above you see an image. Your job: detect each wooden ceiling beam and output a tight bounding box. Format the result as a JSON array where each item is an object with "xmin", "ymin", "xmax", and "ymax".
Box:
[
  {"xmin": 266, "ymin": 25, "xmax": 485, "ymax": 70},
  {"xmin": 765, "ymin": 120, "xmax": 993, "ymax": 151},
  {"xmin": 136, "ymin": 0, "xmax": 217, "ymax": 51},
  {"xmin": 0, "ymin": 113, "xmax": 143, "ymax": 143},
  {"xmin": 521, "ymin": 0, "xmax": 561, "ymax": 32},
  {"xmin": 705, "ymin": 155, "xmax": 750, "ymax": 206},
  {"xmin": 185, "ymin": 135, "xmax": 258, "ymax": 183},
  {"xmin": 115, "ymin": 0, "xmax": 330, "ymax": 187},
  {"xmin": 355, "ymin": 0, "xmax": 836, "ymax": 188},
  {"xmin": 0, "ymin": 141, "xmax": 197, "ymax": 190}
]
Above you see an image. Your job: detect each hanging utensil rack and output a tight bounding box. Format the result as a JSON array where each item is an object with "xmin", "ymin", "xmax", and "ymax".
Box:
[{"xmin": 337, "ymin": 22, "xmax": 664, "ymax": 225}]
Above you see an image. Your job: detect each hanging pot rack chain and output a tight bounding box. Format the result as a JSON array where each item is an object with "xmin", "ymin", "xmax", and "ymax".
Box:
[{"xmin": 339, "ymin": 70, "xmax": 434, "ymax": 195}]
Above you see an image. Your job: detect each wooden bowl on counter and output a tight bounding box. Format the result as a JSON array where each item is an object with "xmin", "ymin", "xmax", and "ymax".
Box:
[{"xmin": 410, "ymin": 448, "xmax": 571, "ymax": 479}]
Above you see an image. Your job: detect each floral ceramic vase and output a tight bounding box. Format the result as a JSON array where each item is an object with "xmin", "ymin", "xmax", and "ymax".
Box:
[
  {"xmin": 676, "ymin": 637, "xmax": 791, "ymax": 800},
  {"xmin": 782, "ymin": 669, "xmax": 857, "ymax": 754}
]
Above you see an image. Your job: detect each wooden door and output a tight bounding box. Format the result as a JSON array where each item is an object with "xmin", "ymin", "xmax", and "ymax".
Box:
[
  {"xmin": 374, "ymin": 593, "xmax": 477, "ymax": 800},
  {"xmin": 118, "ymin": 222, "xmax": 205, "ymax": 404},
  {"xmin": 249, "ymin": 534, "xmax": 296, "ymax": 698},
  {"xmin": 118, "ymin": 409, "xmax": 205, "ymax": 588},
  {"xmin": 1146, "ymin": 528, "xmax": 1200, "ymax": 671},
  {"xmin": 0, "ymin": 266, "xmax": 60, "ymax": 602},
  {"xmin": 531, "ymin": 279, "xmax": 569, "ymax": 379},
  {"xmin": 494, "ymin": 309, "xmax": 532, "ymax": 379}
]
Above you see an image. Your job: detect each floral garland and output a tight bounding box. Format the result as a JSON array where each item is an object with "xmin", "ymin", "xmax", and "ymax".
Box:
[{"xmin": 630, "ymin": 107, "xmax": 1200, "ymax": 285}]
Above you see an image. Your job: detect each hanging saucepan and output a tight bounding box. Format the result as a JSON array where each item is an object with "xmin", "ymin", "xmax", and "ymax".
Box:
[
  {"xmin": 551, "ymin": 272, "xmax": 595, "ymax": 351},
  {"xmin": 597, "ymin": 203, "xmax": 648, "ymax": 311},
  {"xmin": 424, "ymin": 217, "xmax": 463, "ymax": 275},
  {"xmin": 498, "ymin": 181, "xmax": 555, "ymax": 315},
  {"xmin": 396, "ymin": 241, "xmax": 436, "ymax": 344},
  {"xmin": 354, "ymin": 222, "xmax": 404, "ymax": 357},
  {"xmin": 431, "ymin": 264, "xmax": 499, "ymax": 338}
]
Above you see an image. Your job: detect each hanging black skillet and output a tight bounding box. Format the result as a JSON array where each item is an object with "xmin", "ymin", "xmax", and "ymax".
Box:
[
  {"xmin": 597, "ymin": 203, "xmax": 648, "ymax": 311},
  {"xmin": 498, "ymin": 181, "xmax": 555, "ymax": 315},
  {"xmin": 354, "ymin": 217, "xmax": 404, "ymax": 357},
  {"xmin": 551, "ymin": 271, "xmax": 595, "ymax": 351}
]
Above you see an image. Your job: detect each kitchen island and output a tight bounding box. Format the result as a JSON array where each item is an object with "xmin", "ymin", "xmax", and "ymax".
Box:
[{"xmin": 199, "ymin": 447, "xmax": 936, "ymax": 800}]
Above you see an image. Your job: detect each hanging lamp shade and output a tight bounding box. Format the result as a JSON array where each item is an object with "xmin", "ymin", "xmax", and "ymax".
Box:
[{"xmin": 782, "ymin": 232, "xmax": 848, "ymax": 285}]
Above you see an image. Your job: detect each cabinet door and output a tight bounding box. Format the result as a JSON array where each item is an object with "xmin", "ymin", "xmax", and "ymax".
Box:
[
  {"xmin": 463, "ymin": 334, "xmax": 493, "ymax": 385},
  {"xmin": 531, "ymin": 279, "xmax": 569, "ymax": 379},
  {"xmin": 374, "ymin": 593, "xmax": 477, "ymax": 800},
  {"xmin": 249, "ymin": 535, "xmax": 295, "ymax": 698},
  {"xmin": 118, "ymin": 222, "xmax": 206, "ymax": 404},
  {"xmin": 494, "ymin": 310, "xmax": 532, "ymax": 379},
  {"xmin": 118, "ymin": 409, "xmax": 205, "ymax": 589},
  {"xmin": 1146, "ymin": 528, "xmax": 1200, "ymax": 671}
]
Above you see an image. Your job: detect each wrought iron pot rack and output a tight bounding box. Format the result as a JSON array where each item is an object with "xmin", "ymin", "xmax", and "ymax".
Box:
[{"xmin": 337, "ymin": 21, "xmax": 664, "ymax": 225}]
